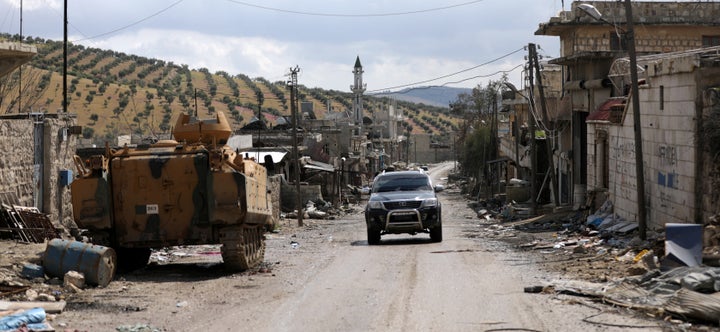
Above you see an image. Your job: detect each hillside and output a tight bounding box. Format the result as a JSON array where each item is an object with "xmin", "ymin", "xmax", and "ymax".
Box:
[
  {"xmin": 372, "ymin": 86, "xmax": 472, "ymax": 108},
  {"xmin": 1, "ymin": 35, "xmax": 461, "ymax": 145}
]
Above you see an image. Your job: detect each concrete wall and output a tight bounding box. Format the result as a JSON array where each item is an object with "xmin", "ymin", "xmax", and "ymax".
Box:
[
  {"xmin": 698, "ymin": 67, "xmax": 720, "ymax": 222},
  {"xmin": 408, "ymin": 134, "xmax": 455, "ymax": 165},
  {"xmin": 280, "ymin": 183, "xmax": 323, "ymax": 212},
  {"xmin": 0, "ymin": 113, "xmax": 78, "ymax": 230}
]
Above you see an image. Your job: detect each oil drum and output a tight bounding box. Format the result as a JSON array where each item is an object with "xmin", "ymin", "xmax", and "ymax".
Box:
[{"xmin": 43, "ymin": 239, "xmax": 116, "ymax": 287}]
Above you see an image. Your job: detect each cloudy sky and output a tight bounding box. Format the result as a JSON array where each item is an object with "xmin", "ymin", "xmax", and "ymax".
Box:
[{"xmin": 0, "ymin": 0, "xmax": 626, "ymax": 92}]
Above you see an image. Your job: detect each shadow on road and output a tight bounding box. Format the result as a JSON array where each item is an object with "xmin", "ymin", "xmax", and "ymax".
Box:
[{"xmin": 351, "ymin": 236, "xmax": 436, "ymax": 246}]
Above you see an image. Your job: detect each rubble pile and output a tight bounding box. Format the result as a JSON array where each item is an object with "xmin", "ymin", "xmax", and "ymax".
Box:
[
  {"xmin": 548, "ymin": 266, "xmax": 720, "ymax": 325},
  {"xmin": 465, "ymin": 189, "xmax": 720, "ymax": 326},
  {"xmin": 283, "ymin": 199, "xmax": 355, "ymax": 220}
]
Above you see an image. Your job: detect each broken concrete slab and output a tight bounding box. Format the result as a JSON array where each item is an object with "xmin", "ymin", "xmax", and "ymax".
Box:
[{"xmin": 0, "ymin": 300, "xmax": 66, "ymax": 314}]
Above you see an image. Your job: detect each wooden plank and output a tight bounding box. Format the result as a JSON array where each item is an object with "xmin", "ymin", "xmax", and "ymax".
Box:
[{"xmin": 0, "ymin": 300, "xmax": 66, "ymax": 314}]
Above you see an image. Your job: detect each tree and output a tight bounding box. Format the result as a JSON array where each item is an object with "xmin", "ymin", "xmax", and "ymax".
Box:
[
  {"xmin": 451, "ymin": 78, "xmax": 506, "ymax": 182},
  {"xmin": 82, "ymin": 127, "xmax": 95, "ymax": 139}
]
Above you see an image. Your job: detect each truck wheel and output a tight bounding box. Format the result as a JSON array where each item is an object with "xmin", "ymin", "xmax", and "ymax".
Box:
[
  {"xmin": 367, "ymin": 227, "xmax": 381, "ymax": 245},
  {"xmin": 220, "ymin": 224, "xmax": 265, "ymax": 271},
  {"xmin": 116, "ymin": 247, "xmax": 151, "ymax": 271},
  {"xmin": 430, "ymin": 222, "xmax": 443, "ymax": 243}
]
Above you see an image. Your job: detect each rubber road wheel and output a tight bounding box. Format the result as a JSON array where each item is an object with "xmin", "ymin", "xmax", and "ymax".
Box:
[
  {"xmin": 367, "ymin": 227, "xmax": 381, "ymax": 245},
  {"xmin": 430, "ymin": 221, "xmax": 442, "ymax": 243}
]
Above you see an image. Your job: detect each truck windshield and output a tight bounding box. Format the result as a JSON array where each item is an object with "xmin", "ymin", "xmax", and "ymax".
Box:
[{"xmin": 373, "ymin": 176, "xmax": 432, "ymax": 193}]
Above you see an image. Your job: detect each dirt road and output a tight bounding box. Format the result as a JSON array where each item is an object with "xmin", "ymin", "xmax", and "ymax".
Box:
[{"xmin": 45, "ymin": 163, "xmax": 662, "ymax": 331}]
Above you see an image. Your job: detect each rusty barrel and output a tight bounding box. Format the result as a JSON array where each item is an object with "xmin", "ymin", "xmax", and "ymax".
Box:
[{"xmin": 43, "ymin": 239, "xmax": 116, "ymax": 287}]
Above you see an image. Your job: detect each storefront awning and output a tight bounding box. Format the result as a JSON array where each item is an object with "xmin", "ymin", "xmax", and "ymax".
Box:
[{"xmin": 587, "ymin": 98, "xmax": 626, "ymax": 122}]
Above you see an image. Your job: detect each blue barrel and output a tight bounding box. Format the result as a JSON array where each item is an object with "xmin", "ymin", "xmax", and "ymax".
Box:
[{"xmin": 43, "ymin": 239, "xmax": 116, "ymax": 287}]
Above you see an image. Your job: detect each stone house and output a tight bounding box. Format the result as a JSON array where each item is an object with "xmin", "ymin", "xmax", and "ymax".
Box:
[
  {"xmin": 534, "ymin": 1, "xmax": 720, "ymax": 228},
  {"xmin": 0, "ymin": 42, "xmax": 79, "ymax": 231}
]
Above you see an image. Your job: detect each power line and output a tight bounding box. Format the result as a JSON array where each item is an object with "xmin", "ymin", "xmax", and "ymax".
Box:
[
  {"xmin": 379, "ymin": 64, "xmax": 524, "ymax": 95},
  {"xmin": 72, "ymin": 0, "xmax": 185, "ymax": 42},
  {"xmin": 367, "ymin": 47, "xmax": 525, "ymax": 93},
  {"xmin": 224, "ymin": 0, "xmax": 486, "ymax": 17}
]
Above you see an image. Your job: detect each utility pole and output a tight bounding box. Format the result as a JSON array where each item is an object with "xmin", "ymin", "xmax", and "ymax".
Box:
[
  {"xmin": 288, "ymin": 66, "xmax": 303, "ymax": 227},
  {"xmin": 194, "ymin": 88, "xmax": 198, "ymax": 117},
  {"xmin": 256, "ymin": 90, "xmax": 264, "ymax": 125},
  {"xmin": 62, "ymin": 0, "xmax": 68, "ymax": 113},
  {"xmin": 18, "ymin": 0, "xmax": 22, "ymax": 113},
  {"xmin": 527, "ymin": 60, "xmax": 537, "ymax": 216},
  {"xmin": 530, "ymin": 43, "xmax": 559, "ymax": 207},
  {"xmin": 577, "ymin": 2, "xmax": 646, "ymax": 239},
  {"xmin": 624, "ymin": 0, "xmax": 646, "ymax": 240}
]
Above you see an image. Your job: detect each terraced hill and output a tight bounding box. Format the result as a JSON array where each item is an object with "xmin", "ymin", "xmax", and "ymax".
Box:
[{"xmin": 1, "ymin": 35, "xmax": 460, "ymax": 145}]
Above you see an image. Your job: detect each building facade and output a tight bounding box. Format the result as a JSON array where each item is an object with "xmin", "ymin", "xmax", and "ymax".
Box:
[{"xmin": 535, "ymin": 1, "xmax": 720, "ymax": 225}]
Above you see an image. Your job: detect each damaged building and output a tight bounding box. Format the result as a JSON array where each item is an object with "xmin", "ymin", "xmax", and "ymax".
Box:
[
  {"xmin": 499, "ymin": 1, "xmax": 720, "ymax": 230},
  {"xmin": 0, "ymin": 41, "xmax": 79, "ymax": 238}
]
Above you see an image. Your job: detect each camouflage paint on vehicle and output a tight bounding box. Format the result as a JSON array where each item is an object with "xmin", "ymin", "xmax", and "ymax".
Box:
[{"xmin": 71, "ymin": 112, "xmax": 271, "ymax": 271}]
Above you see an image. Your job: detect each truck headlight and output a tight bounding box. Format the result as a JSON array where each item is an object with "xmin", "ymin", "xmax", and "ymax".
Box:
[
  {"xmin": 420, "ymin": 198, "xmax": 438, "ymax": 208},
  {"xmin": 368, "ymin": 201, "xmax": 385, "ymax": 210}
]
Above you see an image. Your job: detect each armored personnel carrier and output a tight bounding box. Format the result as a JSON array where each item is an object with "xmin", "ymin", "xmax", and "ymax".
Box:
[{"xmin": 71, "ymin": 112, "xmax": 271, "ymax": 271}]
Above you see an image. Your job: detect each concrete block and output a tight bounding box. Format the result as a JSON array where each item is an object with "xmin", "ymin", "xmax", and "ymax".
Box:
[{"xmin": 64, "ymin": 270, "xmax": 86, "ymax": 289}]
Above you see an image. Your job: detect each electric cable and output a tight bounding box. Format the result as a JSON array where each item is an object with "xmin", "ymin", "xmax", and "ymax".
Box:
[
  {"xmin": 368, "ymin": 47, "xmax": 526, "ymax": 93},
  {"xmin": 0, "ymin": 3, "xmax": 15, "ymax": 35},
  {"xmin": 378, "ymin": 64, "xmax": 524, "ymax": 95},
  {"xmin": 224, "ymin": 0, "xmax": 486, "ymax": 17},
  {"xmin": 72, "ymin": 0, "xmax": 185, "ymax": 42}
]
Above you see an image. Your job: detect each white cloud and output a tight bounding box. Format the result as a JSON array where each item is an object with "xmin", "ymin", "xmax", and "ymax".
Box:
[
  {"xmin": 4, "ymin": 0, "xmax": 61, "ymax": 11},
  {"xmin": 83, "ymin": 29, "xmax": 291, "ymax": 80},
  {"xmin": 5, "ymin": 0, "xmax": 573, "ymax": 91}
]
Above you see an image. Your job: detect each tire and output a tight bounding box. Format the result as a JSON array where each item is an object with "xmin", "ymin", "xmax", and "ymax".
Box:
[
  {"xmin": 367, "ymin": 227, "xmax": 381, "ymax": 245},
  {"xmin": 116, "ymin": 247, "xmax": 151, "ymax": 272},
  {"xmin": 430, "ymin": 221, "xmax": 443, "ymax": 243}
]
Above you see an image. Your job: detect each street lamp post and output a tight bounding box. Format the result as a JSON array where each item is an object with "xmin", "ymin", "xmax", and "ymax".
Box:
[{"xmin": 579, "ymin": 2, "xmax": 646, "ymax": 239}]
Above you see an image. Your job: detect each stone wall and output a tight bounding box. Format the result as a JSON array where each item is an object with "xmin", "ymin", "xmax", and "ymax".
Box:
[
  {"xmin": 280, "ymin": 182, "xmax": 324, "ymax": 212},
  {"xmin": 571, "ymin": 27, "xmax": 708, "ymax": 54},
  {"xmin": 267, "ymin": 175, "xmax": 281, "ymax": 230},
  {"xmin": 553, "ymin": 2, "xmax": 720, "ymax": 57},
  {"xmin": 0, "ymin": 113, "xmax": 78, "ymax": 230}
]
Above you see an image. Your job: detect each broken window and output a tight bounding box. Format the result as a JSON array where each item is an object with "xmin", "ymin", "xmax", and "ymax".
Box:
[{"xmin": 610, "ymin": 31, "xmax": 628, "ymax": 51}]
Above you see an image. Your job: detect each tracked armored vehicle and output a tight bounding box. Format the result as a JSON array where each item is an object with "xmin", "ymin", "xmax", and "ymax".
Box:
[{"xmin": 71, "ymin": 112, "xmax": 271, "ymax": 271}]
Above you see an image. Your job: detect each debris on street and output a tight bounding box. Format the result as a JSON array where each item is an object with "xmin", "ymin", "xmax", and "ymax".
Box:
[
  {"xmin": 42, "ymin": 239, "xmax": 116, "ymax": 287},
  {"xmin": 0, "ymin": 200, "xmax": 60, "ymax": 244},
  {"xmin": 0, "ymin": 307, "xmax": 53, "ymax": 332},
  {"xmin": 543, "ymin": 266, "xmax": 720, "ymax": 324},
  {"xmin": 461, "ymin": 176, "xmax": 720, "ymax": 328}
]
